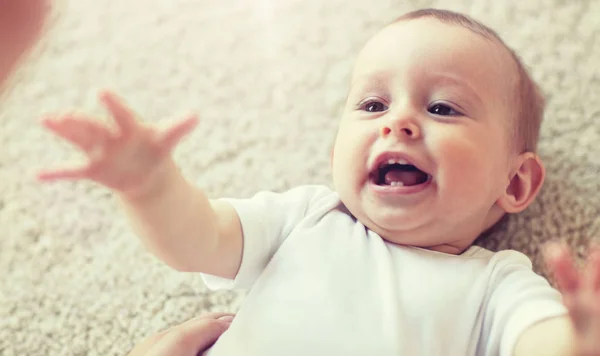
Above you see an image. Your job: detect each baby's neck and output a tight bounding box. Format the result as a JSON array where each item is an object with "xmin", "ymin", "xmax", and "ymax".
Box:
[{"xmin": 424, "ymin": 243, "xmax": 470, "ymax": 255}]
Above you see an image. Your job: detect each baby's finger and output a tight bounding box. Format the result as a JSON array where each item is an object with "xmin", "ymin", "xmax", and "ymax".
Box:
[
  {"xmin": 544, "ymin": 242, "xmax": 580, "ymax": 294},
  {"xmin": 158, "ymin": 115, "xmax": 199, "ymax": 152},
  {"xmin": 37, "ymin": 165, "xmax": 90, "ymax": 181},
  {"xmin": 42, "ymin": 116, "xmax": 111, "ymax": 152},
  {"xmin": 99, "ymin": 91, "xmax": 139, "ymax": 136}
]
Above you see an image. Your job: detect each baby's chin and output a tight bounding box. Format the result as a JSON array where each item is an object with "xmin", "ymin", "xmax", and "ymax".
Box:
[
  {"xmin": 344, "ymin": 202, "xmax": 471, "ymax": 253},
  {"xmin": 370, "ymin": 225, "xmax": 470, "ymax": 254},
  {"xmin": 338, "ymin": 186, "xmax": 440, "ymax": 237},
  {"xmin": 351, "ymin": 207, "xmax": 432, "ymax": 241},
  {"xmin": 366, "ymin": 222, "xmax": 427, "ymax": 245}
]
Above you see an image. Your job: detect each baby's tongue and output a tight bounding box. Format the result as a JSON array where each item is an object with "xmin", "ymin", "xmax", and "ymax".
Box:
[{"xmin": 384, "ymin": 170, "xmax": 423, "ymax": 186}]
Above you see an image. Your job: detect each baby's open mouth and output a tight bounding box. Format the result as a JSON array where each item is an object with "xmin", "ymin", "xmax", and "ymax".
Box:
[{"xmin": 371, "ymin": 160, "xmax": 431, "ymax": 187}]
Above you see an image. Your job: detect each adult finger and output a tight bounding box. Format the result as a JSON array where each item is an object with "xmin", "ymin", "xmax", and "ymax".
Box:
[
  {"xmin": 127, "ymin": 313, "xmax": 234, "ymax": 356},
  {"xmin": 147, "ymin": 317, "xmax": 232, "ymax": 356},
  {"xmin": 543, "ymin": 242, "xmax": 580, "ymax": 294},
  {"xmin": 99, "ymin": 90, "xmax": 139, "ymax": 135},
  {"xmin": 179, "ymin": 312, "xmax": 235, "ymax": 324},
  {"xmin": 128, "ymin": 332, "xmax": 165, "ymax": 356}
]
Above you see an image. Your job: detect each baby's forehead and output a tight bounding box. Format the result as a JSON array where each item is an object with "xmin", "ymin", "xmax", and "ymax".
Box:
[
  {"xmin": 358, "ymin": 19, "xmax": 511, "ymax": 70},
  {"xmin": 351, "ymin": 18, "xmax": 518, "ymax": 99}
]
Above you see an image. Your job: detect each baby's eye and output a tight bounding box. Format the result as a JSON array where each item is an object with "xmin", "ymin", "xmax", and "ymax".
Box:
[
  {"xmin": 428, "ymin": 103, "xmax": 462, "ymax": 116},
  {"xmin": 360, "ymin": 100, "xmax": 388, "ymax": 113}
]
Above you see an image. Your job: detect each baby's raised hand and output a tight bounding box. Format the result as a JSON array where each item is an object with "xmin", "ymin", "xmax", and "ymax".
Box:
[
  {"xmin": 39, "ymin": 91, "xmax": 198, "ymax": 197},
  {"xmin": 544, "ymin": 242, "xmax": 600, "ymax": 355}
]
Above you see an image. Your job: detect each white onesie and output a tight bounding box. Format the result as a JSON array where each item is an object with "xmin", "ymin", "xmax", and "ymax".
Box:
[{"xmin": 201, "ymin": 185, "xmax": 567, "ymax": 356}]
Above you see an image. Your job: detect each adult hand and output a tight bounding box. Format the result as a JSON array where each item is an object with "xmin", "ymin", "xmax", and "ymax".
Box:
[
  {"xmin": 128, "ymin": 312, "xmax": 234, "ymax": 356},
  {"xmin": 0, "ymin": 0, "xmax": 50, "ymax": 86}
]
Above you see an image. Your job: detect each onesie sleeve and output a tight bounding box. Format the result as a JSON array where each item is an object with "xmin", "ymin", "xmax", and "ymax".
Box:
[
  {"xmin": 201, "ymin": 185, "xmax": 334, "ymax": 291},
  {"xmin": 479, "ymin": 250, "xmax": 568, "ymax": 356}
]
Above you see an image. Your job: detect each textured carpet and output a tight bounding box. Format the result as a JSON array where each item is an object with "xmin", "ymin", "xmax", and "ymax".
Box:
[{"xmin": 1, "ymin": 0, "xmax": 598, "ymax": 355}]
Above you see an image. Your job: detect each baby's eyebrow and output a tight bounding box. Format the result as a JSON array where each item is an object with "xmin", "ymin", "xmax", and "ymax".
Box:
[
  {"xmin": 348, "ymin": 71, "xmax": 484, "ymax": 110},
  {"xmin": 428, "ymin": 73, "xmax": 483, "ymax": 106},
  {"xmin": 349, "ymin": 72, "xmax": 391, "ymax": 93}
]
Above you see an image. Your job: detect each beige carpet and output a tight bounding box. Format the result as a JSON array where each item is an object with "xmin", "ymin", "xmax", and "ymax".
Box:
[{"xmin": 1, "ymin": 0, "xmax": 598, "ymax": 354}]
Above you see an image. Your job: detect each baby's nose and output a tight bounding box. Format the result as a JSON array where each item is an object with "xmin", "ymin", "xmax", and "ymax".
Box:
[{"xmin": 381, "ymin": 116, "xmax": 422, "ymax": 139}]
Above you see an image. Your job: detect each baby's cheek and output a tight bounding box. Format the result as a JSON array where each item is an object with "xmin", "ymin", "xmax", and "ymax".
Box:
[{"xmin": 435, "ymin": 136, "xmax": 496, "ymax": 200}]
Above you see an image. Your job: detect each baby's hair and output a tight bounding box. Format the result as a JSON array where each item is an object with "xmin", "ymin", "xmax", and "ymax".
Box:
[{"xmin": 392, "ymin": 9, "xmax": 545, "ymax": 153}]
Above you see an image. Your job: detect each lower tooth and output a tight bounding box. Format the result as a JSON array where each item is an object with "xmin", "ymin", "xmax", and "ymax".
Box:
[{"xmin": 390, "ymin": 181, "xmax": 404, "ymax": 187}]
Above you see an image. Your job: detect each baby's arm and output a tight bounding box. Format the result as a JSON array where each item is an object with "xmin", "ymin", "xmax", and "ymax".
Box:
[
  {"xmin": 119, "ymin": 162, "xmax": 243, "ymax": 277},
  {"xmin": 513, "ymin": 316, "xmax": 573, "ymax": 355},
  {"xmin": 39, "ymin": 91, "xmax": 243, "ymax": 278}
]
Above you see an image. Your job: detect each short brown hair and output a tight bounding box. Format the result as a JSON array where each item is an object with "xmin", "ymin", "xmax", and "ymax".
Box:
[{"xmin": 392, "ymin": 9, "xmax": 545, "ymax": 153}]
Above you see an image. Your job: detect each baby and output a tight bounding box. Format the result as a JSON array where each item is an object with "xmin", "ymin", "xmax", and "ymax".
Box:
[{"xmin": 40, "ymin": 8, "xmax": 600, "ymax": 356}]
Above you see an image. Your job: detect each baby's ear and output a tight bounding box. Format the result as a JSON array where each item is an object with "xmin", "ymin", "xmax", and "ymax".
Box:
[{"xmin": 496, "ymin": 152, "xmax": 545, "ymax": 214}]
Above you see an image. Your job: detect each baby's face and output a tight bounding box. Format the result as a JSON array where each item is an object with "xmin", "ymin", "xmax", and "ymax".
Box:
[{"xmin": 331, "ymin": 18, "xmax": 519, "ymax": 253}]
